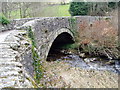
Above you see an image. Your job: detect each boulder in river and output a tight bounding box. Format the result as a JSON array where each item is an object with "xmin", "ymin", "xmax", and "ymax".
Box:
[
  {"xmin": 105, "ymin": 60, "xmax": 115, "ymax": 65},
  {"xmin": 84, "ymin": 58, "xmax": 97, "ymax": 63},
  {"xmin": 79, "ymin": 53, "xmax": 85, "ymax": 58}
]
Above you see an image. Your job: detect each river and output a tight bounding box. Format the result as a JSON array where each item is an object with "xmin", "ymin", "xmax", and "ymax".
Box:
[
  {"xmin": 47, "ymin": 49, "xmax": 120, "ymax": 74},
  {"xmin": 41, "ymin": 49, "xmax": 119, "ymax": 88}
]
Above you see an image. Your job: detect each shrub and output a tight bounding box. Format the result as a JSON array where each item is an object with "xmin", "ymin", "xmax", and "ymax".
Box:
[
  {"xmin": 69, "ymin": 2, "xmax": 118, "ymax": 16},
  {"xmin": 108, "ymin": 2, "xmax": 116, "ymax": 9},
  {"xmin": 78, "ymin": 18, "xmax": 119, "ymax": 59},
  {"xmin": 69, "ymin": 2, "xmax": 89, "ymax": 16},
  {"xmin": 0, "ymin": 16, "xmax": 10, "ymax": 25}
]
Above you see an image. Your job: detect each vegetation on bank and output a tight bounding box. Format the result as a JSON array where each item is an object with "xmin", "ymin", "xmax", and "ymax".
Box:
[
  {"xmin": 68, "ymin": 17, "xmax": 77, "ymax": 35},
  {"xmin": 69, "ymin": 2, "xmax": 89, "ymax": 16},
  {"xmin": 67, "ymin": 1, "xmax": 120, "ymax": 60},
  {"xmin": 69, "ymin": 2, "xmax": 118, "ymax": 16},
  {"xmin": 77, "ymin": 18, "xmax": 119, "ymax": 60},
  {"xmin": 0, "ymin": 15, "xmax": 10, "ymax": 25},
  {"xmin": 28, "ymin": 26, "xmax": 43, "ymax": 84}
]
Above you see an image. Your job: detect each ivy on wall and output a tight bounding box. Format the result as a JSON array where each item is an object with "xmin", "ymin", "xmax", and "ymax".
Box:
[
  {"xmin": 68, "ymin": 17, "xmax": 76, "ymax": 35},
  {"xmin": 68, "ymin": 17, "xmax": 80, "ymax": 43},
  {"xmin": 28, "ymin": 26, "xmax": 43, "ymax": 84}
]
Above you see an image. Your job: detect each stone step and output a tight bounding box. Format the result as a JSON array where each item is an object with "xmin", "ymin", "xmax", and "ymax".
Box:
[
  {"xmin": 0, "ymin": 52, "xmax": 17, "ymax": 58},
  {"xmin": 0, "ymin": 67, "xmax": 21, "ymax": 72},
  {"xmin": 0, "ymin": 57, "xmax": 16, "ymax": 60},
  {"xmin": 0, "ymin": 62, "xmax": 22, "ymax": 67},
  {"xmin": 0, "ymin": 80, "xmax": 16, "ymax": 88},
  {"xmin": 0, "ymin": 76, "xmax": 19, "ymax": 88},
  {"xmin": 0, "ymin": 71, "xmax": 19, "ymax": 77},
  {"xmin": 0, "ymin": 76, "xmax": 19, "ymax": 82},
  {"xmin": 0, "ymin": 49, "xmax": 17, "ymax": 53},
  {"xmin": 0, "ymin": 43, "xmax": 10, "ymax": 46},
  {"xmin": 0, "ymin": 51, "xmax": 18, "ymax": 55},
  {"xmin": 0, "ymin": 55, "xmax": 17, "ymax": 58},
  {"xmin": 0, "ymin": 54, "xmax": 16, "ymax": 58},
  {"xmin": 0, "ymin": 42, "xmax": 18, "ymax": 44},
  {"xmin": 0, "ymin": 42, "xmax": 20, "ymax": 50},
  {"xmin": 0, "ymin": 43, "xmax": 16, "ymax": 49},
  {"xmin": 0, "ymin": 47, "xmax": 11, "ymax": 50},
  {"xmin": 0, "ymin": 57, "xmax": 17, "ymax": 62},
  {"xmin": 0, "ymin": 46, "xmax": 10, "ymax": 49}
]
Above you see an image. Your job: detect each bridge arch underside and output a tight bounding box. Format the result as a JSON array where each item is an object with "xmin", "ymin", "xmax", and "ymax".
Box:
[{"xmin": 46, "ymin": 29, "xmax": 74, "ymax": 61}]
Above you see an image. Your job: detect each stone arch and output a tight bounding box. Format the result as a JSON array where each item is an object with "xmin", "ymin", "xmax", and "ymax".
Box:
[{"xmin": 45, "ymin": 28, "xmax": 75, "ymax": 60}]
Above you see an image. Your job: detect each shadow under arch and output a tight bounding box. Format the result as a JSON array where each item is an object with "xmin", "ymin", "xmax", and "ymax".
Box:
[{"xmin": 46, "ymin": 30, "xmax": 75, "ymax": 61}]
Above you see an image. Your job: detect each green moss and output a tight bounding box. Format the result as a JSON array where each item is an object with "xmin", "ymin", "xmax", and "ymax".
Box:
[
  {"xmin": 28, "ymin": 26, "xmax": 43, "ymax": 84},
  {"xmin": 68, "ymin": 17, "xmax": 76, "ymax": 35},
  {"xmin": 26, "ymin": 76, "xmax": 38, "ymax": 88},
  {"xmin": 105, "ymin": 17, "xmax": 111, "ymax": 21},
  {"xmin": 61, "ymin": 43, "xmax": 79, "ymax": 50},
  {"xmin": 41, "ymin": 45, "xmax": 45, "ymax": 49},
  {"xmin": 68, "ymin": 17, "xmax": 80, "ymax": 42},
  {"xmin": 68, "ymin": 17, "xmax": 80, "ymax": 50}
]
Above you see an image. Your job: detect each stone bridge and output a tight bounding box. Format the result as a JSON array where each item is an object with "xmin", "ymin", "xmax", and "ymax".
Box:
[
  {"xmin": 34, "ymin": 17, "xmax": 75, "ymax": 60},
  {"xmin": 0, "ymin": 16, "xmax": 112, "ymax": 88},
  {"xmin": 13, "ymin": 16, "xmax": 109, "ymax": 60}
]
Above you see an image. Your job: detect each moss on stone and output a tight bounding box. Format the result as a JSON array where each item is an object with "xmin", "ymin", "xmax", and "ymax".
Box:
[
  {"xmin": 27, "ymin": 26, "xmax": 43, "ymax": 84},
  {"xmin": 68, "ymin": 17, "xmax": 77, "ymax": 35}
]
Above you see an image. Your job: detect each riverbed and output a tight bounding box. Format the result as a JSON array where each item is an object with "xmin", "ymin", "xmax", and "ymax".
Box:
[{"xmin": 40, "ymin": 49, "xmax": 119, "ymax": 88}]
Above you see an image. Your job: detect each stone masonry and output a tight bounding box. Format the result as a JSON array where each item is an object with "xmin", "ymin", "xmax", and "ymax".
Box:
[{"xmin": 0, "ymin": 30, "xmax": 35, "ymax": 88}]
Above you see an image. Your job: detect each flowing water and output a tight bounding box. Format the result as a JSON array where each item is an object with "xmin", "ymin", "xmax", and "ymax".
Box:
[
  {"xmin": 42, "ymin": 49, "xmax": 119, "ymax": 88},
  {"xmin": 47, "ymin": 49, "xmax": 120, "ymax": 74}
]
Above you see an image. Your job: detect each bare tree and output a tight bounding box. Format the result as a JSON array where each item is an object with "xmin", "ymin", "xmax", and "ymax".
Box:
[
  {"xmin": 19, "ymin": 2, "xmax": 31, "ymax": 18},
  {"xmin": 61, "ymin": 0, "xmax": 66, "ymax": 5},
  {"xmin": 2, "ymin": 2, "xmax": 9, "ymax": 18}
]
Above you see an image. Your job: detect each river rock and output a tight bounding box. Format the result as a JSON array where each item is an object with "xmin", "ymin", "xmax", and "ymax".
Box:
[
  {"xmin": 115, "ymin": 61, "xmax": 120, "ymax": 72},
  {"xmin": 84, "ymin": 58, "xmax": 97, "ymax": 63},
  {"xmin": 79, "ymin": 53, "xmax": 85, "ymax": 58},
  {"xmin": 105, "ymin": 60, "xmax": 115, "ymax": 65}
]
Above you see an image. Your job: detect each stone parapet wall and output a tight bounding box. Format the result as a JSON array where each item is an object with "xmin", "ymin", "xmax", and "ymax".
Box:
[
  {"xmin": 0, "ymin": 23, "xmax": 13, "ymax": 33},
  {"xmin": 0, "ymin": 17, "xmax": 41, "ymax": 32},
  {"xmin": 0, "ymin": 16, "xmax": 112, "ymax": 32},
  {"xmin": 0, "ymin": 30, "xmax": 35, "ymax": 88}
]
